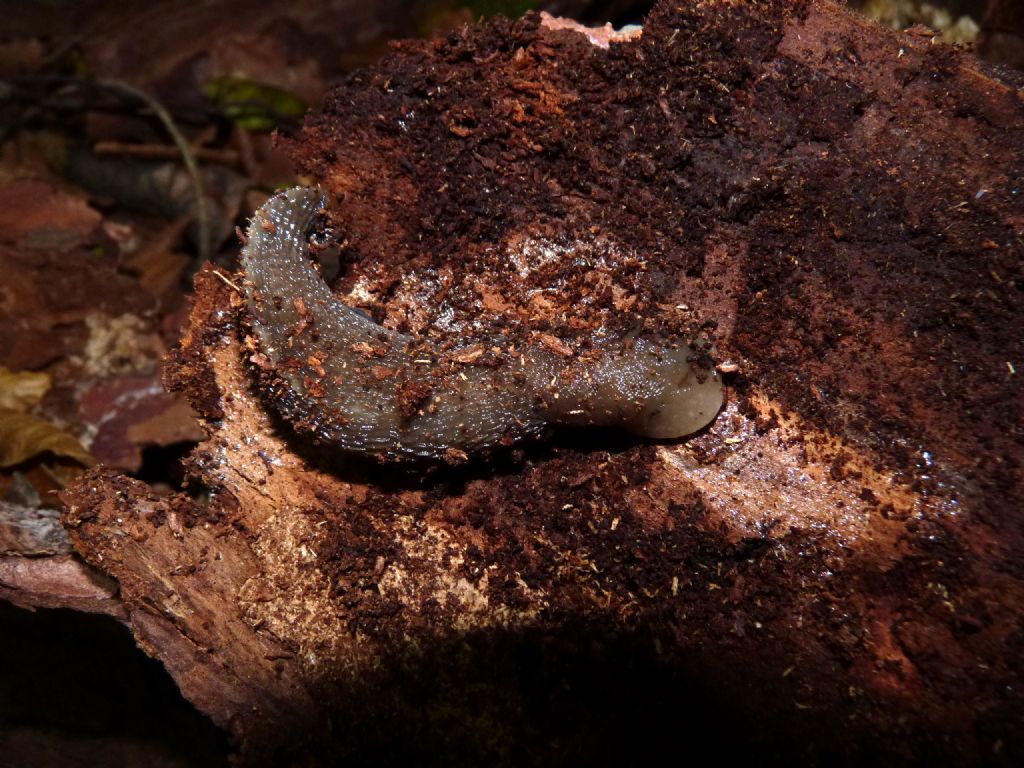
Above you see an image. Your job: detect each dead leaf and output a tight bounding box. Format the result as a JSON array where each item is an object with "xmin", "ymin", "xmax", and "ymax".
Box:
[
  {"xmin": 77, "ymin": 374, "xmax": 203, "ymax": 471},
  {"xmin": 0, "ymin": 179, "xmax": 102, "ymax": 247},
  {"xmin": 0, "ymin": 408, "xmax": 93, "ymax": 468},
  {"xmin": 0, "ymin": 367, "xmax": 51, "ymax": 412},
  {"xmin": 119, "ymin": 216, "xmax": 192, "ymax": 300}
]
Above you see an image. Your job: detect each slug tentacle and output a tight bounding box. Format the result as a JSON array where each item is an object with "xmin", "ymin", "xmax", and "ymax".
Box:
[{"xmin": 240, "ymin": 187, "xmax": 722, "ymax": 461}]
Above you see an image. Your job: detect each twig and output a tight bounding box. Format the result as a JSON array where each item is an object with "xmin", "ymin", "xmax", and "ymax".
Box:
[
  {"xmin": 211, "ymin": 269, "xmax": 242, "ymax": 292},
  {"xmin": 93, "ymin": 139, "xmax": 240, "ymax": 167}
]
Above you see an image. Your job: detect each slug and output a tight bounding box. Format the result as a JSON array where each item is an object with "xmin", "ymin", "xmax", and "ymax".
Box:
[{"xmin": 240, "ymin": 187, "xmax": 723, "ymax": 461}]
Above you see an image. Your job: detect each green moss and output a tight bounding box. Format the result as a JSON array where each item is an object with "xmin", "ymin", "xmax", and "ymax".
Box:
[{"xmin": 203, "ymin": 76, "xmax": 305, "ymax": 132}]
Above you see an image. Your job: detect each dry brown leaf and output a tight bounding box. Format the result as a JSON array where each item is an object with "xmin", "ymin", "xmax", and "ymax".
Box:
[
  {"xmin": 120, "ymin": 217, "xmax": 192, "ymax": 300},
  {"xmin": 0, "ymin": 409, "xmax": 93, "ymax": 468},
  {"xmin": 0, "ymin": 367, "xmax": 52, "ymax": 413}
]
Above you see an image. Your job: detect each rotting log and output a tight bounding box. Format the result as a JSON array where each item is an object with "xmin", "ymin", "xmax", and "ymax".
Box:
[{"xmin": 60, "ymin": 1, "xmax": 1023, "ymax": 764}]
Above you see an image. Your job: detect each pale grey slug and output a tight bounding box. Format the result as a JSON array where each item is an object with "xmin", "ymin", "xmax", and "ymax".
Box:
[{"xmin": 240, "ymin": 187, "xmax": 723, "ymax": 461}]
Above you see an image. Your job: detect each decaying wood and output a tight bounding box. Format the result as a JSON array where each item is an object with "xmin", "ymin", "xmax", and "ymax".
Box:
[
  {"xmin": 0, "ymin": 503, "xmax": 123, "ymax": 618},
  {"xmin": 59, "ymin": 1, "xmax": 1023, "ymax": 764}
]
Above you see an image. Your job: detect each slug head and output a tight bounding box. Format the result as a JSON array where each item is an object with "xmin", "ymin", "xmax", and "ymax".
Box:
[{"xmin": 547, "ymin": 339, "xmax": 723, "ymax": 439}]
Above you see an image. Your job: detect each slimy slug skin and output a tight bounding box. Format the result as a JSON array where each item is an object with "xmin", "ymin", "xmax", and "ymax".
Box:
[{"xmin": 240, "ymin": 187, "xmax": 723, "ymax": 461}]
